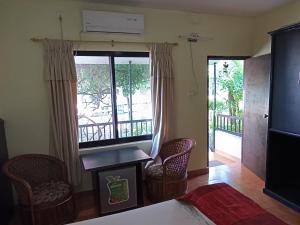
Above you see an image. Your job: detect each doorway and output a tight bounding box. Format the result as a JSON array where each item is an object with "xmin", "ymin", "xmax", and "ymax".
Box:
[{"xmin": 208, "ymin": 57, "xmax": 246, "ymax": 166}]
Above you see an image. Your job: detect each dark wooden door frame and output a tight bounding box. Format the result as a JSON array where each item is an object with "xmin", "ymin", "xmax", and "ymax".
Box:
[{"xmin": 206, "ymin": 56, "xmax": 250, "ymax": 167}]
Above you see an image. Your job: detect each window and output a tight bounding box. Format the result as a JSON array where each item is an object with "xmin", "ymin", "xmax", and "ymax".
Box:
[{"xmin": 75, "ymin": 51, "xmax": 152, "ymax": 148}]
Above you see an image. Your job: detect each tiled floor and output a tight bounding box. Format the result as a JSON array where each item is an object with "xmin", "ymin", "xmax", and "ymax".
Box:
[
  {"xmin": 11, "ymin": 152, "xmax": 300, "ymax": 224},
  {"xmin": 215, "ymin": 130, "xmax": 242, "ymax": 158},
  {"xmin": 201, "ymin": 152, "xmax": 300, "ymax": 224},
  {"xmin": 76, "ymin": 152, "xmax": 300, "ymax": 224}
]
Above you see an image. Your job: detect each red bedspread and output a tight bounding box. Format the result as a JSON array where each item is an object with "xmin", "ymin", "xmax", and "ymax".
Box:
[{"xmin": 178, "ymin": 183, "xmax": 287, "ymax": 225}]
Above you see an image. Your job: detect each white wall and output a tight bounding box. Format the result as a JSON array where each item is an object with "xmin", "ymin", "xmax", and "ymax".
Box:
[
  {"xmin": 0, "ymin": 0, "xmax": 254, "ymax": 191},
  {"xmin": 253, "ymin": 1, "xmax": 300, "ymax": 56}
]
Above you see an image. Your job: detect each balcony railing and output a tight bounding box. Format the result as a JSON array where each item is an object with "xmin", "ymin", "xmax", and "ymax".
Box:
[
  {"xmin": 216, "ymin": 114, "xmax": 243, "ymax": 136},
  {"xmin": 78, "ymin": 119, "xmax": 152, "ymax": 143}
]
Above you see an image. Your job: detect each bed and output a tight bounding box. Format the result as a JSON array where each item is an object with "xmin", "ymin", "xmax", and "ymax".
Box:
[{"xmin": 69, "ymin": 183, "xmax": 287, "ymax": 225}]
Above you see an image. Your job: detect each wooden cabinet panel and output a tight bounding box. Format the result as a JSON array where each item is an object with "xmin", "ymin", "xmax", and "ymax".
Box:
[
  {"xmin": 271, "ymin": 30, "xmax": 300, "ymax": 134},
  {"xmin": 0, "ymin": 119, "xmax": 14, "ymax": 225},
  {"xmin": 264, "ymin": 23, "xmax": 300, "ymax": 213}
]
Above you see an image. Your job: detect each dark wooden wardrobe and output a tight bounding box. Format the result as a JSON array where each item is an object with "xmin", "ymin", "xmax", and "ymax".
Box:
[
  {"xmin": 264, "ymin": 23, "xmax": 300, "ymax": 212},
  {"xmin": 0, "ymin": 119, "xmax": 14, "ymax": 224}
]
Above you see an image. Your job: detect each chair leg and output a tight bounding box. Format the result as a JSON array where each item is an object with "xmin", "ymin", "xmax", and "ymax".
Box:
[
  {"xmin": 31, "ymin": 205, "xmax": 37, "ymax": 225},
  {"xmin": 162, "ymin": 177, "xmax": 166, "ymax": 201},
  {"xmin": 72, "ymin": 195, "xmax": 78, "ymax": 221}
]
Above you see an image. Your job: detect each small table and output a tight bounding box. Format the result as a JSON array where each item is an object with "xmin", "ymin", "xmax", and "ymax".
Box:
[{"xmin": 81, "ymin": 147, "xmax": 152, "ymax": 216}]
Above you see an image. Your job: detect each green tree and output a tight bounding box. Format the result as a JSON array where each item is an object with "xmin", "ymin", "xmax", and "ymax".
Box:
[
  {"xmin": 115, "ymin": 63, "xmax": 150, "ymax": 120},
  {"xmin": 77, "ymin": 64, "xmax": 111, "ymax": 111},
  {"xmin": 208, "ymin": 99, "xmax": 227, "ymax": 114},
  {"xmin": 76, "ymin": 62, "xmax": 150, "ymax": 121},
  {"xmin": 217, "ymin": 61, "xmax": 243, "ymax": 117},
  {"xmin": 115, "ymin": 63, "xmax": 150, "ymax": 96}
]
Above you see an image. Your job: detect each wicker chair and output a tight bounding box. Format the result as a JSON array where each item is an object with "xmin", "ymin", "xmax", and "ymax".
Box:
[
  {"xmin": 2, "ymin": 154, "xmax": 77, "ymax": 225},
  {"xmin": 145, "ymin": 138, "xmax": 195, "ymax": 202}
]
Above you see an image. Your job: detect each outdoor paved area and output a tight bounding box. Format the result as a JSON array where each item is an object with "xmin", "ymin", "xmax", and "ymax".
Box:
[{"xmin": 215, "ymin": 130, "xmax": 242, "ymax": 159}]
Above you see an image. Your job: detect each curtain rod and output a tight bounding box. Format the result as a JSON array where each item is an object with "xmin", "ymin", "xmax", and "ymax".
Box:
[{"xmin": 31, "ymin": 38, "xmax": 178, "ymax": 47}]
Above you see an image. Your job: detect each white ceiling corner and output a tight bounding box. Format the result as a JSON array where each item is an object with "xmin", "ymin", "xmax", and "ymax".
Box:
[{"xmin": 85, "ymin": 0, "xmax": 296, "ymax": 16}]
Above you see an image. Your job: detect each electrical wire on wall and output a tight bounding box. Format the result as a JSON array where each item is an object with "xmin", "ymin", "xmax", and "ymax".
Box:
[
  {"xmin": 58, "ymin": 14, "xmax": 64, "ymax": 40},
  {"xmin": 179, "ymin": 33, "xmax": 213, "ymax": 96},
  {"xmin": 188, "ymin": 40, "xmax": 200, "ymax": 95},
  {"xmin": 57, "ymin": 13, "xmax": 80, "ymax": 55}
]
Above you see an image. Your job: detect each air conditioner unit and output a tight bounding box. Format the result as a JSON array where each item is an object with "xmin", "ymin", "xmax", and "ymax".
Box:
[{"xmin": 82, "ymin": 10, "xmax": 144, "ymax": 34}]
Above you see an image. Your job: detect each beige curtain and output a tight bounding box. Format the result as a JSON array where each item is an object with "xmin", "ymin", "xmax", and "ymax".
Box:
[
  {"xmin": 149, "ymin": 43, "xmax": 174, "ymax": 160},
  {"xmin": 43, "ymin": 39, "xmax": 81, "ymax": 186}
]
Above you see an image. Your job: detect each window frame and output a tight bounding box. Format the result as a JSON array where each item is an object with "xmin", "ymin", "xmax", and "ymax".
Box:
[{"xmin": 75, "ymin": 51, "xmax": 152, "ymax": 149}]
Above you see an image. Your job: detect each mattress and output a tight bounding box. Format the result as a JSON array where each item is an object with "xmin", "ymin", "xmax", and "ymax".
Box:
[{"xmin": 69, "ymin": 200, "xmax": 216, "ymax": 225}]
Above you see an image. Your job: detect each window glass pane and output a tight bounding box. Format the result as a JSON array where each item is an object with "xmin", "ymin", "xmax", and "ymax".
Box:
[
  {"xmin": 75, "ymin": 56, "xmax": 114, "ymax": 143},
  {"xmin": 114, "ymin": 57, "xmax": 152, "ymax": 138}
]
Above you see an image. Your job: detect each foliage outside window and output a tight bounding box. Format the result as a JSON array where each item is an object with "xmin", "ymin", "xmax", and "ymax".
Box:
[
  {"xmin": 208, "ymin": 59, "xmax": 244, "ymax": 139},
  {"xmin": 217, "ymin": 61, "xmax": 244, "ymax": 117},
  {"xmin": 75, "ymin": 51, "xmax": 152, "ymax": 148},
  {"xmin": 208, "ymin": 60, "xmax": 244, "ymax": 117}
]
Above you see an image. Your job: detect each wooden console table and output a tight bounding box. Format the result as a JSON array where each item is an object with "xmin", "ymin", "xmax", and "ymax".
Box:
[{"xmin": 81, "ymin": 147, "xmax": 152, "ymax": 216}]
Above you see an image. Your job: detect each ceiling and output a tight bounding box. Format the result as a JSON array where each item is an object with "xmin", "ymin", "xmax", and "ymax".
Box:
[{"xmin": 88, "ymin": 0, "xmax": 296, "ymax": 16}]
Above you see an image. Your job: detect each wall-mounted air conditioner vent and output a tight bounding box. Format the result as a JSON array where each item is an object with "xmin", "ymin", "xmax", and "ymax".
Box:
[{"xmin": 82, "ymin": 10, "xmax": 144, "ymax": 34}]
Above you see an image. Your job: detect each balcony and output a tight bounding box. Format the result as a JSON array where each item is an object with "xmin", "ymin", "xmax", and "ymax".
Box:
[
  {"xmin": 209, "ymin": 114, "xmax": 243, "ymax": 159},
  {"xmin": 78, "ymin": 119, "xmax": 152, "ymax": 143},
  {"xmin": 216, "ymin": 114, "xmax": 243, "ymax": 136}
]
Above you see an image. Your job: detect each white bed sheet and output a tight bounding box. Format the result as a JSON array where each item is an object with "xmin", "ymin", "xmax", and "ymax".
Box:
[{"xmin": 69, "ymin": 200, "xmax": 215, "ymax": 225}]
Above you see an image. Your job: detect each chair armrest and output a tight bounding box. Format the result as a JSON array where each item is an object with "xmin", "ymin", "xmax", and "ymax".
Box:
[
  {"xmin": 162, "ymin": 150, "xmax": 191, "ymax": 177},
  {"xmin": 162, "ymin": 151, "xmax": 188, "ymax": 165},
  {"xmin": 46, "ymin": 155, "xmax": 69, "ymax": 183},
  {"xmin": 54, "ymin": 159, "xmax": 68, "ymax": 183},
  {"xmin": 2, "ymin": 165, "xmax": 33, "ymax": 205}
]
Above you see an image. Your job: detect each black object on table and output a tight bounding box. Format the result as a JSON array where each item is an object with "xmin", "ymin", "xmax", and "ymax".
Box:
[{"xmin": 81, "ymin": 147, "xmax": 152, "ymax": 216}]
